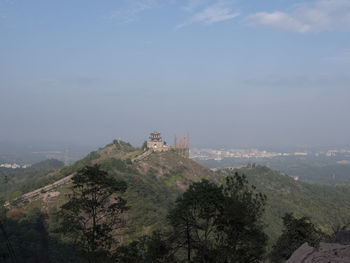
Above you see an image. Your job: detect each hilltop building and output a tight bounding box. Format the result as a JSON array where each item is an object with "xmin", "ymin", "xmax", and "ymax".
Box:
[
  {"xmin": 147, "ymin": 132, "xmax": 169, "ymax": 152},
  {"xmin": 147, "ymin": 131, "xmax": 190, "ymax": 157}
]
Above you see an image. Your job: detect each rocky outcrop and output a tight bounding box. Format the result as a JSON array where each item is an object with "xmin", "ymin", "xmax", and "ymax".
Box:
[
  {"xmin": 334, "ymin": 230, "xmax": 350, "ymax": 245},
  {"xmin": 287, "ymin": 242, "xmax": 350, "ymax": 262}
]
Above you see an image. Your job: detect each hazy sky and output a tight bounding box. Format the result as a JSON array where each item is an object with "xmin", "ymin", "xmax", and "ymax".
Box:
[{"xmin": 1, "ymin": 0, "xmax": 350, "ymax": 148}]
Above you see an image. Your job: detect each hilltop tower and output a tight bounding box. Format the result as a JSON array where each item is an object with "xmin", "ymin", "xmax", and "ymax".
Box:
[
  {"xmin": 146, "ymin": 131, "xmax": 190, "ymax": 157},
  {"xmin": 147, "ymin": 131, "xmax": 168, "ymax": 152},
  {"xmin": 172, "ymin": 131, "xmax": 190, "ymax": 158}
]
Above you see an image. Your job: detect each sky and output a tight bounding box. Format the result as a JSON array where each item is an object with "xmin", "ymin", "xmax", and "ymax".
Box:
[{"xmin": 1, "ymin": 0, "xmax": 350, "ymax": 149}]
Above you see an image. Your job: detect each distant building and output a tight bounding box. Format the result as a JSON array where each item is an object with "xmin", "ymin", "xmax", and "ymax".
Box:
[
  {"xmin": 146, "ymin": 131, "xmax": 190, "ymax": 157},
  {"xmin": 147, "ymin": 132, "xmax": 169, "ymax": 152},
  {"xmin": 294, "ymin": 152, "xmax": 308, "ymax": 156}
]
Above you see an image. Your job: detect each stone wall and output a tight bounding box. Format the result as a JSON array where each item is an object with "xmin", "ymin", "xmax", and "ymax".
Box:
[{"xmin": 147, "ymin": 141, "xmax": 169, "ymax": 152}]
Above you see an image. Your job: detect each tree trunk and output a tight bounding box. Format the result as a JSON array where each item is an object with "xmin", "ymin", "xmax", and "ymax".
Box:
[{"xmin": 186, "ymin": 221, "xmax": 191, "ymax": 262}]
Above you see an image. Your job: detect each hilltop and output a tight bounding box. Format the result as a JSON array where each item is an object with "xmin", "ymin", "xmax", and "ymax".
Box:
[{"xmin": 8, "ymin": 140, "xmax": 215, "ymax": 240}]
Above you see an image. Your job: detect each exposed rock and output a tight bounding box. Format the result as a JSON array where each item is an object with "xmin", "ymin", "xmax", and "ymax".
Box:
[
  {"xmin": 287, "ymin": 242, "xmax": 350, "ymax": 262},
  {"xmin": 334, "ymin": 230, "xmax": 350, "ymax": 245}
]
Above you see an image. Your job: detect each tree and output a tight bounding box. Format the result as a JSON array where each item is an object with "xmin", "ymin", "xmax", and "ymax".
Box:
[
  {"xmin": 0, "ymin": 207, "xmax": 50, "ymax": 263},
  {"xmin": 270, "ymin": 213, "xmax": 326, "ymax": 262},
  {"xmin": 116, "ymin": 231, "xmax": 174, "ymax": 263},
  {"xmin": 215, "ymin": 173, "xmax": 268, "ymax": 263},
  {"xmin": 142, "ymin": 141, "xmax": 148, "ymax": 151},
  {"xmin": 57, "ymin": 165, "xmax": 128, "ymax": 262},
  {"xmin": 168, "ymin": 174, "xmax": 267, "ymax": 263},
  {"xmin": 168, "ymin": 180, "xmax": 223, "ymax": 262}
]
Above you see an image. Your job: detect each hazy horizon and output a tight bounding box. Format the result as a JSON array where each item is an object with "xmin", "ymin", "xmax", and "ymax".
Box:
[{"xmin": 2, "ymin": 0, "xmax": 350, "ymax": 149}]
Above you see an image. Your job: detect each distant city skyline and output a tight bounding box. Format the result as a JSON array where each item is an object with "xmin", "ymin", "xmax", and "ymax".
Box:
[{"xmin": 1, "ymin": 0, "xmax": 350, "ymax": 148}]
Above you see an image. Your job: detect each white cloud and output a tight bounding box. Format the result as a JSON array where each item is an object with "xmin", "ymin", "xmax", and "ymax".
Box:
[
  {"xmin": 245, "ymin": 11, "xmax": 311, "ymax": 33},
  {"xmin": 177, "ymin": 2, "xmax": 239, "ymax": 28},
  {"xmin": 109, "ymin": 0, "xmax": 239, "ymax": 28},
  {"xmin": 193, "ymin": 5, "xmax": 239, "ymax": 24},
  {"xmin": 245, "ymin": 0, "xmax": 350, "ymax": 33},
  {"xmin": 108, "ymin": 0, "xmax": 157, "ymax": 24}
]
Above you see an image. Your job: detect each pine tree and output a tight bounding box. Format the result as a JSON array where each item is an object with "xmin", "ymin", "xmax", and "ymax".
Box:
[{"xmin": 57, "ymin": 165, "xmax": 128, "ymax": 262}]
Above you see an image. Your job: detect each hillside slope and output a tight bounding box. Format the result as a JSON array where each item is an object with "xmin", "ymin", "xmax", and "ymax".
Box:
[
  {"xmin": 219, "ymin": 166, "xmax": 350, "ymax": 245},
  {"xmin": 0, "ymin": 159, "xmax": 64, "ymax": 199},
  {"xmin": 9, "ymin": 141, "xmax": 216, "ymax": 241}
]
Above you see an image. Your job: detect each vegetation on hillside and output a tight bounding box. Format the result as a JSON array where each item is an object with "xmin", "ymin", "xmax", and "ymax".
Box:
[
  {"xmin": 56, "ymin": 165, "xmax": 128, "ymax": 262},
  {"xmin": 198, "ymin": 156, "xmax": 350, "ymax": 185},
  {"xmin": 2, "ymin": 141, "xmax": 350, "ymax": 262},
  {"xmin": 219, "ymin": 166, "xmax": 350, "ymax": 245},
  {"xmin": 167, "ymin": 175, "xmax": 267, "ymax": 262},
  {"xmin": 0, "ymin": 159, "xmax": 64, "ymax": 200},
  {"xmin": 270, "ymin": 213, "xmax": 326, "ymax": 262},
  {"xmin": 0, "ymin": 166, "xmax": 270, "ymax": 262}
]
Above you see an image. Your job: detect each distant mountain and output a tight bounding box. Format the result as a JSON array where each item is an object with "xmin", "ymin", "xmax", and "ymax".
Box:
[
  {"xmin": 6, "ymin": 140, "xmax": 350, "ymax": 246},
  {"xmin": 198, "ymin": 155, "xmax": 350, "ymax": 185}
]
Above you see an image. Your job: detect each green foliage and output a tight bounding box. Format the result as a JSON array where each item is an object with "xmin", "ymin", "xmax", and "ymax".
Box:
[
  {"xmin": 220, "ymin": 166, "xmax": 350, "ymax": 246},
  {"xmin": 270, "ymin": 213, "xmax": 327, "ymax": 262},
  {"xmin": 6, "ymin": 142, "xmax": 350, "ymax": 262},
  {"xmin": 120, "ymin": 168, "xmax": 182, "ymax": 241},
  {"xmin": 83, "ymin": 151, "xmax": 101, "ymax": 162},
  {"xmin": 0, "ymin": 207, "xmax": 50, "ymax": 263},
  {"xmin": 113, "ymin": 140, "xmax": 135, "ymax": 152},
  {"xmin": 142, "ymin": 141, "xmax": 148, "ymax": 150},
  {"xmin": 198, "ymin": 155, "xmax": 350, "ymax": 185},
  {"xmin": 168, "ymin": 180, "xmax": 223, "ymax": 262},
  {"xmin": 0, "ymin": 159, "xmax": 64, "ymax": 199},
  {"xmin": 168, "ymin": 174, "xmax": 268, "ymax": 263},
  {"xmin": 56, "ymin": 165, "xmax": 128, "ymax": 262},
  {"xmin": 215, "ymin": 173, "xmax": 268, "ymax": 263},
  {"xmin": 116, "ymin": 231, "xmax": 174, "ymax": 263},
  {"xmin": 100, "ymin": 158, "xmax": 127, "ymax": 172}
]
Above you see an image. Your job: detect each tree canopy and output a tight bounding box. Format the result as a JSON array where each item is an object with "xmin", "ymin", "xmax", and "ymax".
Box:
[
  {"xmin": 168, "ymin": 173, "xmax": 268, "ymax": 263},
  {"xmin": 57, "ymin": 165, "xmax": 128, "ymax": 262},
  {"xmin": 270, "ymin": 213, "xmax": 326, "ymax": 262}
]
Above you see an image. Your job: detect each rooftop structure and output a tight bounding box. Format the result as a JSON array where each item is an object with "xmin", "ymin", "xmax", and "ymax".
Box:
[
  {"xmin": 146, "ymin": 131, "xmax": 190, "ymax": 157},
  {"xmin": 149, "ymin": 132, "xmax": 162, "ymax": 142},
  {"xmin": 171, "ymin": 131, "xmax": 190, "ymax": 157},
  {"xmin": 147, "ymin": 131, "xmax": 167, "ymax": 152}
]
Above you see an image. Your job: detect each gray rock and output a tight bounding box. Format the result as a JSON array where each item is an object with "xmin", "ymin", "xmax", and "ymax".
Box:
[
  {"xmin": 286, "ymin": 242, "xmax": 350, "ymax": 263},
  {"xmin": 334, "ymin": 230, "xmax": 350, "ymax": 245}
]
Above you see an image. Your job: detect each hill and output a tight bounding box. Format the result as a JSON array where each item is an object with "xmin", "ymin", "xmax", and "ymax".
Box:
[
  {"xmin": 0, "ymin": 159, "xmax": 64, "ymax": 199},
  {"xmin": 6, "ymin": 141, "xmax": 350, "ymax": 246},
  {"xmin": 8, "ymin": 140, "xmax": 216, "ymax": 241},
  {"xmin": 218, "ymin": 166, "xmax": 350, "ymax": 246},
  {"xmin": 198, "ymin": 156, "xmax": 350, "ymax": 185}
]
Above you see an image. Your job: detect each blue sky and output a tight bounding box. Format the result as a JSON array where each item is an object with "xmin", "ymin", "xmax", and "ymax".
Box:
[{"xmin": 1, "ymin": 0, "xmax": 350, "ymax": 148}]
